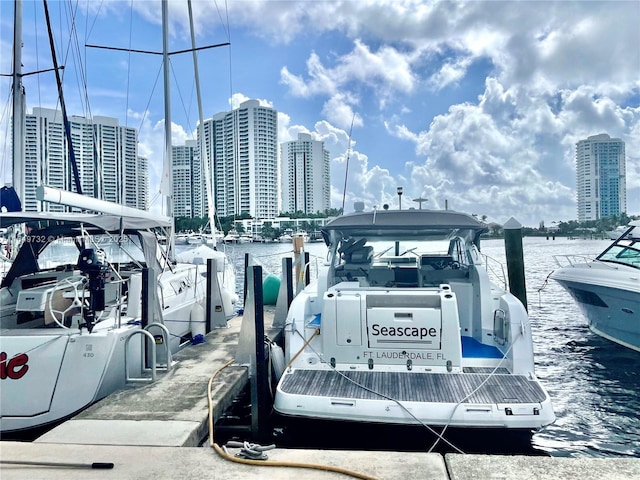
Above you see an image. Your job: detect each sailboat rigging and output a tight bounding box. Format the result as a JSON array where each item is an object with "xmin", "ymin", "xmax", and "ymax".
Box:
[
  {"xmin": 340, "ymin": 112, "xmax": 356, "ymax": 215},
  {"xmin": 42, "ymin": 0, "xmax": 82, "ymax": 195}
]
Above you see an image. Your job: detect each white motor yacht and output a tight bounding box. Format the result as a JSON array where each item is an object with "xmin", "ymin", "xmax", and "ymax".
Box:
[
  {"xmin": 273, "ymin": 205, "xmax": 555, "ymax": 431},
  {"xmin": 552, "ymin": 221, "xmax": 640, "ymax": 352}
]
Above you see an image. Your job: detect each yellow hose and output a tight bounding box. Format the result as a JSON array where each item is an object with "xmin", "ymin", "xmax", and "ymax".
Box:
[{"xmin": 207, "ymin": 360, "xmax": 380, "ymax": 480}]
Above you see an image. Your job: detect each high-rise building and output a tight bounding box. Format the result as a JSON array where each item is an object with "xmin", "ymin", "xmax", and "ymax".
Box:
[
  {"xmin": 281, "ymin": 132, "xmax": 330, "ymax": 215},
  {"xmin": 136, "ymin": 155, "xmax": 149, "ymax": 211},
  {"xmin": 171, "ymin": 140, "xmax": 203, "ymax": 218},
  {"xmin": 575, "ymin": 133, "xmax": 627, "ymax": 222},
  {"xmin": 202, "ymin": 100, "xmax": 278, "ymax": 219},
  {"xmin": 22, "ymin": 107, "xmax": 148, "ymax": 212},
  {"xmin": 93, "ymin": 115, "xmax": 141, "ymax": 209}
]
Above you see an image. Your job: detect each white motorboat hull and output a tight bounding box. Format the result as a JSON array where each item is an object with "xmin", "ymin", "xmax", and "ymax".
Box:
[
  {"xmin": 276, "ymin": 368, "xmax": 554, "ymax": 429},
  {"xmin": 275, "ymin": 279, "xmax": 554, "ymax": 430},
  {"xmin": 273, "ymin": 208, "xmax": 555, "ymax": 432},
  {"xmin": 552, "ymin": 221, "xmax": 640, "ymax": 353},
  {"xmin": 552, "ymin": 266, "xmax": 640, "ymax": 352}
]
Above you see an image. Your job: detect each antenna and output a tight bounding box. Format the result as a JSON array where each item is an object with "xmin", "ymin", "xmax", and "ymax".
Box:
[
  {"xmin": 413, "ymin": 197, "xmax": 428, "ymax": 209},
  {"xmin": 340, "ymin": 113, "xmax": 356, "ymax": 214}
]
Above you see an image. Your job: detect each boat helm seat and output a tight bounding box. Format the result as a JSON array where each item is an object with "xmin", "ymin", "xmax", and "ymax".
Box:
[
  {"xmin": 339, "ymin": 238, "xmax": 367, "ymax": 258},
  {"xmin": 346, "ymin": 245, "xmax": 373, "ymax": 264},
  {"xmin": 335, "ymin": 243, "xmax": 373, "ymax": 283}
]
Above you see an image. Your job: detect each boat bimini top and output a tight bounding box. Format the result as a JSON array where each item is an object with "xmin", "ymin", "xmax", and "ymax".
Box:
[{"xmin": 0, "ymin": 211, "xmax": 170, "ymax": 288}]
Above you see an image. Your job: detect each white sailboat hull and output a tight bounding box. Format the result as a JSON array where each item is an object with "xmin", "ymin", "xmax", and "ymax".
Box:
[
  {"xmin": 0, "ymin": 211, "xmax": 208, "ymax": 433},
  {"xmin": 0, "ymin": 268, "xmax": 206, "ymax": 433},
  {"xmin": 1, "ymin": 0, "xmax": 229, "ymax": 435},
  {"xmin": 0, "ymin": 324, "xmax": 140, "ymax": 432}
]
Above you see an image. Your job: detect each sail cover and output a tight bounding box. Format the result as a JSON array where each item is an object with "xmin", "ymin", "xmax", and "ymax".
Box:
[{"xmin": 0, "ymin": 186, "xmax": 22, "ymax": 212}]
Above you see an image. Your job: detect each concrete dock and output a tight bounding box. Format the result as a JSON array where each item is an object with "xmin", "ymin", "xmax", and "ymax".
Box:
[
  {"xmin": 2, "ymin": 439, "xmax": 639, "ymax": 479},
  {"xmin": 1, "ymin": 312, "xmax": 639, "ymax": 479},
  {"xmin": 32, "ymin": 315, "xmax": 250, "ymax": 449}
]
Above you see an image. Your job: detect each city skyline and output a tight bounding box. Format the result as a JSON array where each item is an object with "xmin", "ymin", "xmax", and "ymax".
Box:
[
  {"xmin": 17, "ymin": 101, "xmax": 333, "ymax": 221},
  {"xmin": 27, "ymin": 103, "xmax": 631, "ymax": 227},
  {"xmin": 178, "ymin": 121, "xmax": 331, "ymax": 219},
  {"xmin": 175, "ymin": 105, "xmax": 332, "ymax": 221},
  {"xmin": 21, "ymin": 107, "xmax": 148, "ymax": 213},
  {"xmin": 1, "ymin": 1, "xmax": 638, "ymax": 226}
]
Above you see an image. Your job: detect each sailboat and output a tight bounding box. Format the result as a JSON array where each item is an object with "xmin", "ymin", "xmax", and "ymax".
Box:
[
  {"xmin": 0, "ymin": 0, "xmax": 227, "ymax": 434},
  {"xmin": 174, "ymin": 0, "xmax": 237, "ymax": 313}
]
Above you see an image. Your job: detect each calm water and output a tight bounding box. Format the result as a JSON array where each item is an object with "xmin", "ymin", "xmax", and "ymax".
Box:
[{"xmin": 219, "ymin": 237, "xmax": 640, "ymax": 458}]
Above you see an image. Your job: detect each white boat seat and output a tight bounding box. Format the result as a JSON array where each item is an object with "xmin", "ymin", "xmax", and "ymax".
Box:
[
  {"xmin": 367, "ymin": 267, "xmax": 395, "ymax": 286},
  {"xmin": 346, "ymin": 245, "xmax": 373, "ymax": 264},
  {"xmin": 420, "ymin": 266, "xmax": 469, "ymax": 286},
  {"xmin": 334, "ymin": 246, "xmax": 373, "ymax": 283}
]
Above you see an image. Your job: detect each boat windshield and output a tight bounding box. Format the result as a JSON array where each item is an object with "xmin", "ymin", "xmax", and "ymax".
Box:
[
  {"xmin": 331, "ymin": 235, "xmax": 472, "ymax": 266},
  {"xmin": 37, "ymin": 234, "xmax": 145, "ymax": 270},
  {"xmin": 367, "ymin": 239, "xmax": 456, "ymax": 257},
  {"xmin": 597, "ymin": 240, "xmax": 640, "ymax": 270}
]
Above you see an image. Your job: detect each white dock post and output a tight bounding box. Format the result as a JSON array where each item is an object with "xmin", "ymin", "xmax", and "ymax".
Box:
[{"xmin": 206, "ymin": 257, "xmax": 228, "ymax": 329}]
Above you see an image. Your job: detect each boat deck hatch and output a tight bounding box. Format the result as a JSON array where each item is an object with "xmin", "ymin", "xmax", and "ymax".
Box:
[{"xmin": 279, "ymin": 369, "xmax": 546, "ymax": 404}]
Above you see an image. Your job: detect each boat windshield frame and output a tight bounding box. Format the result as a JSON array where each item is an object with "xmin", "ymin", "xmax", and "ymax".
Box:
[
  {"xmin": 321, "ymin": 209, "xmax": 488, "ymax": 284},
  {"xmin": 596, "ymin": 224, "xmax": 640, "ymax": 270},
  {"xmin": 597, "ymin": 239, "xmax": 640, "ymax": 270}
]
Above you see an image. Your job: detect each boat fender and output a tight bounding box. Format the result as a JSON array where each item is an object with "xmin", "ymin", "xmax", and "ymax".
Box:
[
  {"xmin": 127, "ymin": 273, "xmax": 143, "ymax": 318},
  {"xmin": 262, "ymin": 273, "xmax": 280, "ymax": 305},
  {"xmin": 220, "ymin": 286, "xmax": 238, "ymax": 318},
  {"xmin": 269, "ymin": 342, "xmax": 285, "ymax": 381},
  {"xmin": 190, "ymin": 301, "xmax": 206, "ymax": 338}
]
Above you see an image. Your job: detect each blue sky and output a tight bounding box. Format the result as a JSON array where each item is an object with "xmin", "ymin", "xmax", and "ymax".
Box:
[{"xmin": 1, "ymin": 0, "xmax": 639, "ymax": 227}]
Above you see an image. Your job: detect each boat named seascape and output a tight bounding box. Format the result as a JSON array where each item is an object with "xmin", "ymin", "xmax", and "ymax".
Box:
[{"xmin": 272, "ymin": 203, "xmax": 555, "ymax": 431}]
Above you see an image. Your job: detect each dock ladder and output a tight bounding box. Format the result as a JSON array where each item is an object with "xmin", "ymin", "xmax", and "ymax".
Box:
[{"xmin": 124, "ymin": 323, "xmax": 173, "ymax": 384}]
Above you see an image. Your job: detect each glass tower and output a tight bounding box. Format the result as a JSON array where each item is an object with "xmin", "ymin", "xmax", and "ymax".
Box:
[{"xmin": 575, "ymin": 133, "xmax": 626, "ymax": 222}]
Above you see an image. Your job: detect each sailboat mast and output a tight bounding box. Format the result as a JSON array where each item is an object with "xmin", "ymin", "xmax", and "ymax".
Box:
[
  {"xmin": 11, "ymin": 0, "xmax": 24, "ymax": 203},
  {"xmin": 42, "ymin": 0, "xmax": 83, "ymax": 196},
  {"xmin": 187, "ymin": 1, "xmax": 214, "ymax": 230},
  {"xmin": 162, "ymin": 0, "xmax": 172, "ymax": 216},
  {"xmin": 161, "ymin": 0, "xmax": 175, "ymax": 254}
]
